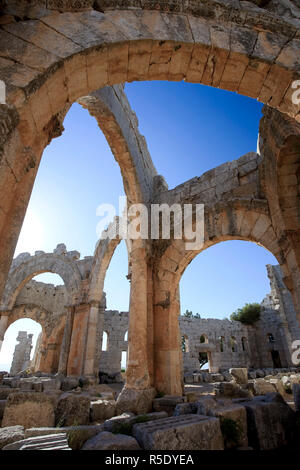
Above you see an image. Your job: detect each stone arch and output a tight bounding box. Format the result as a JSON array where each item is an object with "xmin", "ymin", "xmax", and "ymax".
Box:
[
  {"xmin": 152, "ymin": 199, "xmax": 282, "ymax": 394},
  {"xmin": 88, "ymin": 217, "xmax": 130, "ymax": 303},
  {"xmin": 0, "ymin": 249, "xmax": 83, "ymax": 311},
  {"xmin": 4, "ymin": 303, "xmax": 66, "ymax": 374},
  {"xmin": 0, "ymin": 4, "xmax": 299, "ymax": 302}
]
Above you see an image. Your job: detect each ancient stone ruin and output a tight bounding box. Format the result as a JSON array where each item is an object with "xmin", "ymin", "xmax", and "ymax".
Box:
[
  {"xmin": 0, "ymin": 0, "xmax": 300, "ymax": 451},
  {"xmin": 10, "ymin": 332, "xmax": 33, "ymax": 376}
]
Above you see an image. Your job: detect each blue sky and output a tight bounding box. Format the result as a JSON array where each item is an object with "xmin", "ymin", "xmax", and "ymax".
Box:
[{"xmin": 0, "ymin": 81, "xmax": 278, "ymax": 370}]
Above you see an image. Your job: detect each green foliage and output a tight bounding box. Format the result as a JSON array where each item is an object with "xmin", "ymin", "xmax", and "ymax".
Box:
[
  {"xmin": 230, "ymin": 303, "xmax": 261, "ymax": 325},
  {"xmin": 155, "ymin": 391, "xmax": 165, "ymax": 398},
  {"xmin": 220, "ymin": 417, "xmax": 242, "ymax": 447},
  {"xmin": 183, "ymin": 310, "xmax": 201, "ymax": 319},
  {"xmin": 121, "ymin": 368, "xmax": 126, "ymax": 373},
  {"xmin": 283, "ymin": 384, "xmax": 292, "ymax": 394}
]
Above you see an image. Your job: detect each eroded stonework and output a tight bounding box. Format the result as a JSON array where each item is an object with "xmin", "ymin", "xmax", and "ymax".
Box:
[{"xmin": 0, "ymin": 0, "xmax": 299, "ymax": 399}]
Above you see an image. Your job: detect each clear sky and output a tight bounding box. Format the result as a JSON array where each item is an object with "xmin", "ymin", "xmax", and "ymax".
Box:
[{"xmin": 0, "ymin": 81, "xmax": 278, "ymax": 371}]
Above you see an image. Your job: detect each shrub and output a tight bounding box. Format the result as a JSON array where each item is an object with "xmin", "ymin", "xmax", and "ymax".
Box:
[
  {"xmin": 220, "ymin": 417, "xmax": 242, "ymax": 447},
  {"xmin": 230, "ymin": 303, "xmax": 261, "ymax": 325}
]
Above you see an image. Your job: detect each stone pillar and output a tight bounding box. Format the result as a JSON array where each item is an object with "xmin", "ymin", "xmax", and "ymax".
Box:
[
  {"xmin": 83, "ymin": 300, "xmax": 104, "ymax": 377},
  {"xmin": 58, "ymin": 307, "xmax": 74, "ymax": 375},
  {"xmin": 31, "ymin": 332, "xmax": 42, "ymax": 372},
  {"xmin": 66, "ymin": 303, "xmax": 90, "ymax": 376},
  {"xmin": 153, "ymin": 281, "xmax": 183, "ymax": 396},
  {"xmin": 125, "ymin": 241, "xmax": 151, "ymax": 390},
  {"xmin": 0, "ymin": 314, "xmax": 9, "ymax": 352},
  {"xmin": 10, "ymin": 331, "xmax": 33, "ymax": 374}
]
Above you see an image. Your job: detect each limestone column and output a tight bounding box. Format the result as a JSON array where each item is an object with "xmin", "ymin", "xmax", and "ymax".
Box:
[
  {"xmin": 125, "ymin": 241, "xmax": 151, "ymax": 390},
  {"xmin": 58, "ymin": 307, "xmax": 74, "ymax": 375},
  {"xmin": 66, "ymin": 303, "xmax": 90, "ymax": 376},
  {"xmin": 0, "ymin": 314, "xmax": 9, "ymax": 352},
  {"xmin": 83, "ymin": 300, "xmax": 104, "ymax": 377},
  {"xmin": 153, "ymin": 281, "xmax": 183, "ymax": 396}
]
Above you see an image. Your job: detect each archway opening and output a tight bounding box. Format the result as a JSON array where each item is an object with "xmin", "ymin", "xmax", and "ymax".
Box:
[
  {"xmin": 180, "ymin": 240, "xmax": 283, "ymax": 375},
  {"xmin": 15, "ymin": 103, "xmax": 125, "ymax": 260},
  {"xmin": 0, "ymin": 319, "xmax": 42, "ymax": 373}
]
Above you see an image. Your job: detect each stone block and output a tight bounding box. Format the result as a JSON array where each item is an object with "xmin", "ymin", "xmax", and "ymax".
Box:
[
  {"xmin": 0, "ymin": 387, "xmax": 20, "ymax": 399},
  {"xmin": 41, "ymin": 378, "xmax": 61, "ymax": 392},
  {"xmin": 81, "ymin": 431, "xmax": 141, "ymax": 450},
  {"xmin": 104, "ymin": 412, "xmax": 167, "ymax": 433},
  {"xmin": 244, "ymin": 399, "xmax": 295, "ymax": 450},
  {"xmin": 25, "ymin": 424, "xmax": 104, "ymax": 450},
  {"xmin": 19, "ymin": 378, "xmax": 34, "ymax": 391},
  {"xmin": 211, "ymin": 404, "xmax": 248, "ymax": 449},
  {"xmin": 90, "ymin": 399, "xmax": 116, "ymax": 422},
  {"xmin": 2, "ymin": 392, "xmax": 56, "ymax": 429},
  {"xmin": 173, "ymin": 402, "xmax": 197, "ymax": 416},
  {"xmin": 55, "ymin": 393, "xmax": 90, "ymax": 427},
  {"xmin": 3, "ymin": 433, "xmax": 71, "ymax": 450},
  {"xmin": 133, "ymin": 414, "xmax": 224, "ymax": 450},
  {"xmin": 292, "ymin": 383, "xmax": 300, "ymax": 412},
  {"xmin": 0, "ymin": 425, "xmax": 25, "ymax": 449},
  {"xmin": 0, "ymin": 399, "xmax": 7, "ymax": 419},
  {"xmin": 153, "ymin": 395, "xmax": 185, "ymax": 416},
  {"xmin": 230, "ymin": 368, "xmax": 248, "ymax": 385},
  {"xmin": 253, "ymin": 379, "xmax": 276, "ymax": 396},
  {"xmin": 116, "ymin": 387, "xmax": 156, "ymax": 415}
]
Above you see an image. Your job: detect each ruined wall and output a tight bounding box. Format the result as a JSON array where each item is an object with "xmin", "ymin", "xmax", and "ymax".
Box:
[
  {"xmin": 99, "ymin": 310, "xmax": 129, "ymax": 375},
  {"xmin": 10, "ymin": 331, "xmax": 33, "ymax": 375}
]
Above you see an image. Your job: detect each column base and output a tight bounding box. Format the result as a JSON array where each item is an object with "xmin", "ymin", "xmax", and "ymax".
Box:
[{"xmin": 116, "ymin": 386, "xmax": 156, "ymax": 415}]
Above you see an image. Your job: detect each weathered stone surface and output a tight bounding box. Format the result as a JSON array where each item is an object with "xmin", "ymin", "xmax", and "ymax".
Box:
[
  {"xmin": 133, "ymin": 414, "xmax": 224, "ymax": 450},
  {"xmin": 153, "ymin": 395, "xmax": 185, "ymax": 416},
  {"xmin": 211, "ymin": 404, "xmax": 248, "ymax": 449},
  {"xmin": 104, "ymin": 411, "xmax": 167, "ymax": 433},
  {"xmin": 292, "ymin": 383, "xmax": 300, "ymax": 412},
  {"xmin": 81, "ymin": 431, "xmax": 141, "ymax": 450},
  {"xmin": 3, "ymin": 433, "xmax": 71, "ymax": 450},
  {"xmin": 90, "ymin": 399, "xmax": 116, "ymax": 422},
  {"xmin": 173, "ymin": 402, "xmax": 197, "ymax": 416},
  {"xmin": 2, "ymin": 392, "xmax": 56, "ymax": 429},
  {"xmin": 230, "ymin": 368, "xmax": 248, "ymax": 385},
  {"xmin": 244, "ymin": 399, "xmax": 295, "ymax": 450},
  {"xmin": 116, "ymin": 387, "xmax": 156, "ymax": 415},
  {"xmin": 0, "ymin": 399, "xmax": 7, "ymax": 419},
  {"xmin": 25, "ymin": 424, "xmax": 104, "ymax": 450},
  {"xmin": 253, "ymin": 379, "xmax": 277, "ymax": 396},
  {"xmin": 0, "ymin": 425, "xmax": 25, "ymax": 449},
  {"xmin": 55, "ymin": 393, "xmax": 90, "ymax": 427}
]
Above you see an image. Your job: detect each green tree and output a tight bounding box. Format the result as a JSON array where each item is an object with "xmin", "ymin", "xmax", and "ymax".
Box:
[
  {"xmin": 230, "ymin": 303, "xmax": 261, "ymax": 325},
  {"xmin": 183, "ymin": 309, "xmax": 201, "ymax": 319}
]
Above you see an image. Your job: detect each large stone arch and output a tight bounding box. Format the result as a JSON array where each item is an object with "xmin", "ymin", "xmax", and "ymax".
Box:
[
  {"xmin": 0, "ymin": 248, "xmax": 83, "ymax": 311},
  {"xmin": 78, "ymin": 85, "xmax": 157, "ymax": 205},
  {"xmin": 259, "ymin": 107, "xmax": 300, "ymax": 311},
  {"xmin": 0, "ymin": 4, "xmax": 299, "ymax": 301},
  {"xmin": 88, "ymin": 217, "xmax": 130, "ymax": 303},
  {"xmin": 152, "ymin": 198, "xmax": 282, "ymax": 394}
]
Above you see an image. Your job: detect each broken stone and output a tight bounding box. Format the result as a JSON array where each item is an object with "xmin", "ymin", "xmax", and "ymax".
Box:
[
  {"xmin": 55, "ymin": 393, "xmax": 90, "ymax": 427},
  {"xmin": 133, "ymin": 414, "xmax": 224, "ymax": 450},
  {"xmin": 2, "ymin": 392, "xmax": 56, "ymax": 429},
  {"xmin": 81, "ymin": 431, "xmax": 141, "ymax": 450},
  {"xmin": 0, "ymin": 425, "xmax": 25, "ymax": 449}
]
